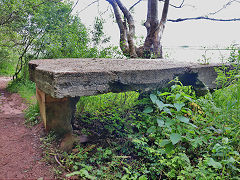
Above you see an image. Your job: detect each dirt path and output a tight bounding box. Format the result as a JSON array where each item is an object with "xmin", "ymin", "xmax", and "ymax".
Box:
[{"xmin": 0, "ymin": 77, "xmax": 54, "ymax": 179}]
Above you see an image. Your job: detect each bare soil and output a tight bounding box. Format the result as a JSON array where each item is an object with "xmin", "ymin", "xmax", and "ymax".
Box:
[{"xmin": 0, "ymin": 77, "xmax": 54, "ymax": 179}]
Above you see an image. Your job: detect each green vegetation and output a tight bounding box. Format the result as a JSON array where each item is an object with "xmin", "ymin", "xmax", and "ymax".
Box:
[
  {"xmin": 38, "ymin": 51, "xmax": 239, "ymax": 179},
  {"xmin": 1, "ymin": 0, "xmax": 239, "ymax": 179}
]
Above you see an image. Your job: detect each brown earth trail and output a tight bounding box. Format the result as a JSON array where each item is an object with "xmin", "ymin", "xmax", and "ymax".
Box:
[{"xmin": 0, "ymin": 77, "xmax": 54, "ymax": 179}]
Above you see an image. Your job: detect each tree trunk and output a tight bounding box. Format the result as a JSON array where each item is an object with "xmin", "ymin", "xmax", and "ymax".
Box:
[
  {"xmin": 106, "ymin": 0, "xmax": 169, "ymax": 59},
  {"xmin": 143, "ymin": 0, "xmax": 169, "ymax": 58}
]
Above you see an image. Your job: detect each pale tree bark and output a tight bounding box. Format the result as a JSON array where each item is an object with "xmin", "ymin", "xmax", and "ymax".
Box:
[
  {"xmin": 106, "ymin": 0, "xmax": 169, "ymax": 59},
  {"xmin": 143, "ymin": 0, "xmax": 169, "ymax": 58}
]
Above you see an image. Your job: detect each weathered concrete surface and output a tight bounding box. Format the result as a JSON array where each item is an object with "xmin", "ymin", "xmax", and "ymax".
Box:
[{"xmin": 29, "ymin": 58, "xmax": 221, "ymax": 98}]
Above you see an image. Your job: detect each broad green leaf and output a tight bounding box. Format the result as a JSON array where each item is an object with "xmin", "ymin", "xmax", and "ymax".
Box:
[
  {"xmin": 222, "ymin": 137, "xmax": 229, "ymax": 144},
  {"xmin": 170, "ymin": 133, "xmax": 182, "ymax": 145},
  {"xmin": 180, "ymin": 153, "xmax": 191, "ymax": 164},
  {"xmin": 165, "ymin": 118, "xmax": 175, "ymax": 127},
  {"xmin": 165, "ymin": 104, "xmax": 174, "ymax": 108},
  {"xmin": 159, "ymin": 139, "xmax": 171, "ymax": 147},
  {"xmin": 163, "ymin": 107, "xmax": 172, "ymax": 115},
  {"xmin": 157, "ymin": 118, "xmax": 165, "ymax": 127},
  {"xmin": 207, "ymin": 158, "xmax": 222, "ymax": 169},
  {"xmin": 156, "ymin": 100, "xmax": 165, "ymax": 111},
  {"xmin": 174, "ymin": 102, "xmax": 185, "ymax": 111},
  {"xmin": 147, "ymin": 126, "xmax": 156, "ymax": 134},
  {"xmin": 150, "ymin": 94, "xmax": 158, "ymax": 103},
  {"xmin": 139, "ymin": 175, "xmax": 148, "ymax": 180},
  {"xmin": 175, "ymin": 93, "xmax": 181, "ymax": 100},
  {"xmin": 176, "ymin": 115, "xmax": 189, "ymax": 123},
  {"xmin": 165, "ymin": 143, "xmax": 174, "ymax": 153},
  {"xmin": 143, "ymin": 106, "xmax": 153, "ymax": 113}
]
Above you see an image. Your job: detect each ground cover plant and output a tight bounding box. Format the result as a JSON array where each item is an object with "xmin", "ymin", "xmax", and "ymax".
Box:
[
  {"xmin": 6, "ymin": 48, "xmax": 239, "ymax": 179},
  {"xmin": 4, "ymin": 45, "xmax": 239, "ymax": 179},
  {"xmin": 42, "ymin": 53, "xmax": 239, "ymax": 179}
]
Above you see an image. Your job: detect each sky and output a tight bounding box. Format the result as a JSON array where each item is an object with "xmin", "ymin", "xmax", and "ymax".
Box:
[{"xmin": 72, "ymin": 0, "xmax": 240, "ymax": 61}]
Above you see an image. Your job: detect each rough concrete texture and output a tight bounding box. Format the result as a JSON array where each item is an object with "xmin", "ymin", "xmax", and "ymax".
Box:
[
  {"xmin": 29, "ymin": 58, "xmax": 222, "ymax": 98},
  {"xmin": 36, "ymin": 87, "xmax": 78, "ymax": 135}
]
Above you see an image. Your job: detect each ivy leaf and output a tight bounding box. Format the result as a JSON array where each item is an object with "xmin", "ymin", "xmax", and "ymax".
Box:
[
  {"xmin": 150, "ymin": 94, "xmax": 158, "ymax": 103},
  {"xmin": 207, "ymin": 158, "xmax": 222, "ymax": 169},
  {"xmin": 170, "ymin": 133, "xmax": 182, "ymax": 145},
  {"xmin": 157, "ymin": 118, "xmax": 165, "ymax": 127},
  {"xmin": 176, "ymin": 115, "xmax": 189, "ymax": 123},
  {"xmin": 143, "ymin": 106, "xmax": 153, "ymax": 113},
  {"xmin": 174, "ymin": 102, "xmax": 185, "ymax": 111}
]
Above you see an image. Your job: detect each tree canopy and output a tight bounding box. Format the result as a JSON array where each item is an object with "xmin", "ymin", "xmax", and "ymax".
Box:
[{"xmin": 0, "ymin": 0, "xmax": 116, "ymax": 78}]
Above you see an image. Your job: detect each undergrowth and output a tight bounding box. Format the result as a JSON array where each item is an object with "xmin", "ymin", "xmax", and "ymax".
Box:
[
  {"xmin": 7, "ymin": 78, "xmax": 40, "ymax": 126},
  {"xmin": 42, "ymin": 52, "xmax": 240, "ymax": 179},
  {"xmin": 6, "ymin": 47, "xmax": 240, "ymax": 179}
]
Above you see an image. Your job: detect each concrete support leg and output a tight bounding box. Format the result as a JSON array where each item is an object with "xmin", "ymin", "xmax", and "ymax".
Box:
[{"xmin": 36, "ymin": 87, "xmax": 79, "ymax": 151}]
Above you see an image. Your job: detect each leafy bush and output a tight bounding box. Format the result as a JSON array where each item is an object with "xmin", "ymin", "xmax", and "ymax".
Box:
[{"xmin": 56, "ymin": 74, "xmax": 240, "ymax": 179}]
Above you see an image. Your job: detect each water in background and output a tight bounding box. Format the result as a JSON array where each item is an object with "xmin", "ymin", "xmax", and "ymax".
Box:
[{"xmin": 163, "ymin": 45, "xmax": 236, "ymax": 63}]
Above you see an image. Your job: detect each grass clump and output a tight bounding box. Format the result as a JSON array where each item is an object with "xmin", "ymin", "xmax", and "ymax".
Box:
[{"xmin": 7, "ymin": 78, "xmax": 40, "ymax": 126}]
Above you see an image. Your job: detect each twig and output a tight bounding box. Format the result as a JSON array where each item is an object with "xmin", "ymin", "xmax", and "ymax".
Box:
[{"xmin": 79, "ymin": 0, "xmax": 99, "ymax": 13}]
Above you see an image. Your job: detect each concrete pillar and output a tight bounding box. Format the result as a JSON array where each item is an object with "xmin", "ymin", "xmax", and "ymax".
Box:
[{"xmin": 36, "ymin": 87, "xmax": 79, "ymax": 151}]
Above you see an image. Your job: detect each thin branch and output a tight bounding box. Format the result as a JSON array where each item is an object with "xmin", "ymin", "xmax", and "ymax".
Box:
[
  {"xmin": 159, "ymin": 0, "xmax": 184, "ymax": 8},
  {"xmin": 208, "ymin": 0, "xmax": 240, "ymax": 16},
  {"xmin": 70, "ymin": 0, "xmax": 80, "ymax": 13},
  {"xmin": 168, "ymin": 16, "xmax": 240, "ymax": 22},
  {"xmin": 79, "ymin": 0, "xmax": 99, "ymax": 13},
  {"xmin": 129, "ymin": 0, "xmax": 144, "ymax": 11}
]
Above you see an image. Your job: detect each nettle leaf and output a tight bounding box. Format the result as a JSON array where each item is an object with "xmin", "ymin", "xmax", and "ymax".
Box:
[
  {"xmin": 176, "ymin": 115, "xmax": 189, "ymax": 123},
  {"xmin": 222, "ymin": 137, "xmax": 229, "ymax": 144},
  {"xmin": 147, "ymin": 126, "xmax": 156, "ymax": 134},
  {"xmin": 174, "ymin": 102, "xmax": 185, "ymax": 112},
  {"xmin": 165, "ymin": 118, "xmax": 175, "ymax": 127},
  {"xmin": 165, "ymin": 104, "xmax": 174, "ymax": 108},
  {"xmin": 175, "ymin": 93, "xmax": 181, "ymax": 100},
  {"xmin": 159, "ymin": 139, "xmax": 171, "ymax": 147},
  {"xmin": 139, "ymin": 175, "xmax": 148, "ymax": 180},
  {"xmin": 150, "ymin": 94, "xmax": 158, "ymax": 103},
  {"xmin": 157, "ymin": 118, "xmax": 165, "ymax": 127},
  {"xmin": 143, "ymin": 106, "xmax": 153, "ymax": 113},
  {"xmin": 207, "ymin": 158, "xmax": 223, "ymax": 169},
  {"xmin": 163, "ymin": 107, "xmax": 172, "ymax": 115},
  {"xmin": 156, "ymin": 100, "xmax": 165, "ymax": 111},
  {"xmin": 170, "ymin": 133, "xmax": 182, "ymax": 145},
  {"xmin": 165, "ymin": 143, "xmax": 174, "ymax": 153}
]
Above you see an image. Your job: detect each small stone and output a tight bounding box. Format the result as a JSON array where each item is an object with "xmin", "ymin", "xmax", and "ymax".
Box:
[{"xmin": 79, "ymin": 135, "xmax": 89, "ymax": 143}]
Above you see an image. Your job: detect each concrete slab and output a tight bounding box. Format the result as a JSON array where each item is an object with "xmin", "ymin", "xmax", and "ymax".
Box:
[{"xmin": 29, "ymin": 58, "xmax": 221, "ymax": 98}]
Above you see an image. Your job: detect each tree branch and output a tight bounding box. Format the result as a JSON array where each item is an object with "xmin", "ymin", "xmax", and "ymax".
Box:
[
  {"xmin": 168, "ymin": 16, "xmax": 240, "ymax": 22},
  {"xmin": 129, "ymin": 0, "xmax": 144, "ymax": 11},
  {"xmin": 115, "ymin": 0, "xmax": 137, "ymax": 57},
  {"xmin": 208, "ymin": 0, "xmax": 240, "ymax": 16},
  {"xmin": 79, "ymin": 0, "xmax": 99, "ymax": 13},
  {"xmin": 159, "ymin": 0, "xmax": 187, "ymax": 9},
  {"xmin": 106, "ymin": 0, "xmax": 129, "ymax": 55}
]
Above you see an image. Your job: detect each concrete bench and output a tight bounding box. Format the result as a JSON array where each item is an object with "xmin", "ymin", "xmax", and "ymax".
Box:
[{"xmin": 29, "ymin": 58, "xmax": 221, "ymax": 151}]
